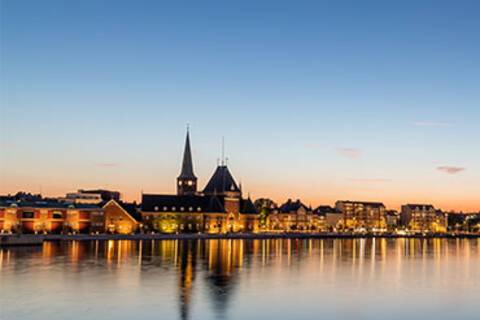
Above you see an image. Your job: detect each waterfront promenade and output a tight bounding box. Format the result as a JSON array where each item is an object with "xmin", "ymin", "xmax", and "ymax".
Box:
[{"xmin": 2, "ymin": 232, "xmax": 480, "ymax": 246}]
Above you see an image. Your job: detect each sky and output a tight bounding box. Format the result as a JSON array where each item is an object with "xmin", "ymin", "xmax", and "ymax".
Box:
[{"xmin": 1, "ymin": 0, "xmax": 479, "ymax": 211}]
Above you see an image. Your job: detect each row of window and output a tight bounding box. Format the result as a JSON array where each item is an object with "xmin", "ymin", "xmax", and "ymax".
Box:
[{"xmin": 154, "ymin": 206, "xmax": 202, "ymax": 212}]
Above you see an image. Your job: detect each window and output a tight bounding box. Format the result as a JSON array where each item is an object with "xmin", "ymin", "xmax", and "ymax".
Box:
[
  {"xmin": 187, "ymin": 180, "xmax": 193, "ymax": 186},
  {"xmin": 52, "ymin": 212, "xmax": 63, "ymax": 219},
  {"xmin": 22, "ymin": 212, "xmax": 34, "ymax": 219}
]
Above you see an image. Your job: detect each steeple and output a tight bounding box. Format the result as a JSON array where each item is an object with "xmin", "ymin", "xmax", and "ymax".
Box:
[{"xmin": 177, "ymin": 127, "xmax": 197, "ymax": 195}]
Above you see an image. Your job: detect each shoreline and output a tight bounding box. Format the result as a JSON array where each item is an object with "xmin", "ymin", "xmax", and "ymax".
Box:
[{"xmin": 2, "ymin": 232, "xmax": 480, "ymax": 246}]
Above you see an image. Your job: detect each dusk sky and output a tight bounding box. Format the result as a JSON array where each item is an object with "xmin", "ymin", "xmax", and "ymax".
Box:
[{"xmin": 1, "ymin": 0, "xmax": 479, "ymax": 211}]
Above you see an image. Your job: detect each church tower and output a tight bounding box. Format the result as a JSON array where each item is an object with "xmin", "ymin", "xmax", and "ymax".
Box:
[{"xmin": 177, "ymin": 128, "xmax": 197, "ymax": 195}]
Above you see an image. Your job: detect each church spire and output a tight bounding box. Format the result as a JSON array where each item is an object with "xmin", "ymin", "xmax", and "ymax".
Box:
[
  {"xmin": 177, "ymin": 127, "xmax": 197, "ymax": 195},
  {"xmin": 179, "ymin": 127, "xmax": 195, "ymax": 179}
]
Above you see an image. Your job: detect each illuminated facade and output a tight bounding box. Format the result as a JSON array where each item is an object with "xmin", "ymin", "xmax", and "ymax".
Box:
[
  {"xmin": 0, "ymin": 199, "xmax": 104, "ymax": 234},
  {"xmin": 141, "ymin": 130, "xmax": 259, "ymax": 233},
  {"xmin": 268, "ymin": 199, "xmax": 315, "ymax": 231},
  {"xmin": 102, "ymin": 199, "xmax": 141, "ymax": 234},
  {"xmin": 315, "ymin": 205, "xmax": 343, "ymax": 231},
  {"xmin": 335, "ymin": 200, "xmax": 387, "ymax": 231},
  {"xmin": 400, "ymin": 204, "xmax": 447, "ymax": 233}
]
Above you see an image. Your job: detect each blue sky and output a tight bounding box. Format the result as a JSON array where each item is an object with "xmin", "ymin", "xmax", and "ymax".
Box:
[{"xmin": 1, "ymin": 0, "xmax": 479, "ymax": 210}]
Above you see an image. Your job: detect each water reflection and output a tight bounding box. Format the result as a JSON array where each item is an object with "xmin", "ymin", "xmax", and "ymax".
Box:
[{"xmin": 1, "ymin": 238, "xmax": 479, "ymax": 320}]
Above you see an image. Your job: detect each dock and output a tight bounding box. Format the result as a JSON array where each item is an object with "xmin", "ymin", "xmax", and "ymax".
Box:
[{"xmin": 0, "ymin": 234, "xmax": 45, "ymax": 246}]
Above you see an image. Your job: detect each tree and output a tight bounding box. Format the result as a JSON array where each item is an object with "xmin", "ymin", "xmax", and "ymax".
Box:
[{"xmin": 254, "ymin": 198, "xmax": 277, "ymax": 228}]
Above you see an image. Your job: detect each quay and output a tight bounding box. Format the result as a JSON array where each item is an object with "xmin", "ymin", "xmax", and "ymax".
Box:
[
  {"xmin": 2, "ymin": 232, "xmax": 480, "ymax": 246},
  {"xmin": 0, "ymin": 234, "xmax": 44, "ymax": 246}
]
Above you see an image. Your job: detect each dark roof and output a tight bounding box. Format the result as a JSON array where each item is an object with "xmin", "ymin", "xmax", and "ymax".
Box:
[
  {"xmin": 79, "ymin": 189, "xmax": 121, "ymax": 201},
  {"xmin": 178, "ymin": 130, "xmax": 196, "ymax": 179},
  {"xmin": 240, "ymin": 198, "xmax": 258, "ymax": 214},
  {"xmin": 337, "ymin": 200, "xmax": 385, "ymax": 208},
  {"xmin": 386, "ymin": 210, "xmax": 399, "ymax": 216},
  {"xmin": 141, "ymin": 194, "xmax": 225, "ymax": 213},
  {"xmin": 314, "ymin": 205, "xmax": 339, "ymax": 215},
  {"xmin": 279, "ymin": 199, "xmax": 309, "ymax": 213},
  {"xmin": 118, "ymin": 202, "xmax": 142, "ymax": 222},
  {"xmin": 403, "ymin": 204, "xmax": 435, "ymax": 210},
  {"xmin": 203, "ymin": 165, "xmax": 240, "ymax": 194}
]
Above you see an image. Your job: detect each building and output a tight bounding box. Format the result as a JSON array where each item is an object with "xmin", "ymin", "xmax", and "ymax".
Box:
[
  {"xmin": 314, "ymin": 205, "xmax": 343, "ymax": 231},
  {"xmin": 62, "ymin": 189, "xmax": 121, "ymax": 204},
  {"xmin": 335, "ymin": 200, "xmax": 387, "ymax": 232},
  {"xmin": 0, "ymin": 198, "xmax": 104, "ymax": 234},
  {"xmin": 400, "ymin": 204, "xmax": 447, "ymax": 233},
  {"xmin": 102, "ymin": 199, "xmax": 142, "ymax": 234},
  {"xmin": 140, "ymin": 129, "xmax": 259, "ymax": 234},
  {"xmin": 385, "ymin": 210, "xmax": 400, "ymax": 231},
  {"xmin": 268, "ymin": 199, "xmax": 313, "ymax": 231}
]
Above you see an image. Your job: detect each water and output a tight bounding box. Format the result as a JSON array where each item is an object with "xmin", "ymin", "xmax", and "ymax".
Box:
[{"xmin": 1, "ymin": 238, "xmax": 479, "ymax": 320}]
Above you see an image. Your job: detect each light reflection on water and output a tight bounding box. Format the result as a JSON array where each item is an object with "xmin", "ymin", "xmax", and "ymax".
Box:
[{"xmin": 1, "ymin": 238, "xmax": 479, "ymax": 320}]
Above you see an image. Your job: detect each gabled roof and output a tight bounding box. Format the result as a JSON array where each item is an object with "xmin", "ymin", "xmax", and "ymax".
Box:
[
  {"xmin": 240, "ymin": 198, "xmax": 258, "ymax": 214},
  {"xmin": 102, "ymin": 200, "xmax": 142, "ymax": 222},
  {"xmin": 203, "ymin": 165, "xmax": 240, "ymax": 194},
  {"xmin": 279, "ymin": 199, "xmax": 309, "ymax": 213},
  {"xmin": 141, "ymin": 194, "xmax": 225, "ymax": 213},
  {"xmin": 178, "ymin": 130, "xmax": 196, "ymax": 179}
]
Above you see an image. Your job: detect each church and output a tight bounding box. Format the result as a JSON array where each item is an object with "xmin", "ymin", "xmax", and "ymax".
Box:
[{"xmin": 140, "ymin": 130, "xmax": 259, "ymax": 233}]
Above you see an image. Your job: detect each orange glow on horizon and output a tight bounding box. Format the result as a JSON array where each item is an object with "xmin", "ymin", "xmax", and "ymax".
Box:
[{"xmin": 1, "ymin": 182, "xmax": 478, "ymax": 213}]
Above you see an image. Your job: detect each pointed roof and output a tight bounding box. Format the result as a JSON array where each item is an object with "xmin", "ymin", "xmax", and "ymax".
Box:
[
  {"xmin": 240, "ymin": 197, "xmax": 258, "ymax": 214},
  {"xmin": 203, "ymin": 165, "xmax": 240, "ymax": 194},
  {"xmin": 179, "ymin": 130, "xmax": 196, "ymax": 179}
]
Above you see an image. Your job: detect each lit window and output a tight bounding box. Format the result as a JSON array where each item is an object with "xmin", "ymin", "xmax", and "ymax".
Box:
[{"xmin": 187, "ymin": 180, "xmax": 193, "ymax": 186}]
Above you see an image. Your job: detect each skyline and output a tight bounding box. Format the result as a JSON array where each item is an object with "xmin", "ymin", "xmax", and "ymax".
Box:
[{"xmin": 1, "ymin": 1, "xmax": 480, "ymax": 211}]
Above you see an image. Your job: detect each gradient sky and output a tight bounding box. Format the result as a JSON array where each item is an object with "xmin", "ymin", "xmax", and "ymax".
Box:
[{"xmin": 1, "ymin": 0, "xmax": 479, "ymax": 211}]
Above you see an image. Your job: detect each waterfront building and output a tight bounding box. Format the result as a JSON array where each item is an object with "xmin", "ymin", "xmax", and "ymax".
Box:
[
  {"xmin": 140, "ymin": 130, "xmax": 259, "ymax": 233},
  {"xmin": 102, "ymin": 199, "xmax": 142, "ymax": 234},
  {"xmin": 0, "ymin": 198, "xmax": 103, "ymax": 234},
  {"xmin": 314, "ymin": 205, "xmax": 343, "ymax": 231},
  {"xmin": 401, "ymin": 204, "xmax": 447, "ymax": 233},
  {"xmin": 335, "ymin": 200, "xmax": 387, "ymax": 232},
  {"xmin": 385, "ymin": 210, "xmax": 400, "ymax": 231},
  {"xmin": 268, "ymin": 199, "xmax": 313, "ymax": 231}
]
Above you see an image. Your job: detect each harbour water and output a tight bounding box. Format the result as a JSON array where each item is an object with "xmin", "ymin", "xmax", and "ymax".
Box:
[{"xmin": 1, "ymin": 238, "xmax": 479, "ymax": 320}]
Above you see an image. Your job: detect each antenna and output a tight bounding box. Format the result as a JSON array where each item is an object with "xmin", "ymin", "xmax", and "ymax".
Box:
[
  {"xmin": 186, "ymin": 123, "xmax": 190, "ymax": 133},
  {"xmin": 221, "ymin": 136, "xmax": 225, "ymax": 166}
]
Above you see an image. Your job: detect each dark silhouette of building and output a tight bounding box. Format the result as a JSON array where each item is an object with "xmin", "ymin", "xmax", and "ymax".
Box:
[{"xmin": 177, "ymin": 129, "xmax": 198, "ymax": 196}]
